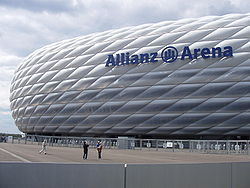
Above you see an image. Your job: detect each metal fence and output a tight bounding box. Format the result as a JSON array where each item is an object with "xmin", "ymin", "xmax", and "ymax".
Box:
[
  {"xmin": 2, "ymin": 162, "xmax": 250, "ymax": 188},
  {"xmin": 8, "ymin": 135, "xmax": 250, "ymax": 155}
]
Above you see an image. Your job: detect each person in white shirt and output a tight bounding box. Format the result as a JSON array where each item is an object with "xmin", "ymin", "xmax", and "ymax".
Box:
[
  {"xmin": 39, "ymin": 140, "xmax": 47, "ymax": 154},
  {"xmin": 96, "ymin": 141, "xmax": 103, "ymax": 159}
]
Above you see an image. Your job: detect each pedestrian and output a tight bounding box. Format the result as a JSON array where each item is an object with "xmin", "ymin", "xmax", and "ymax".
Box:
[
  {"xmin": 83, "ymin": 141, "xmax": 89, "ymax": 159},
  {"xmin": 96, "ymin": 141, "xmax": 103, "ymax": 159},
  {"xmin": 39, "ymin": 139, "xmax": 47, "ymax": 154}
]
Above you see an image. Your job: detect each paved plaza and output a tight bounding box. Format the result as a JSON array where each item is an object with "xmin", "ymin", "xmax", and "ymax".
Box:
[{"xmin": 1, "ymin": 143, "xmax": 250, "ymax": 164}]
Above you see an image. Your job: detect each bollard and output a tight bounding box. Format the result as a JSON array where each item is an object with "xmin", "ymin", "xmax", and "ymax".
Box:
[
  {"xmin": 226, "ymin": 141, "xmax": 230, "ymax": 154},
  {"xmin": 202, "ymin": 141, "xmax": 205, "ymax": 153},
  {"xmin": 247, "ymin": 141, "xmax": 250, "ymax": 155},
  {"xmin": 189, "ymin": 140, "xmax": 191, "ymax": 152},
  {"xmin": 140, "ymin": 139, "xmax": 142, "ymax": 150},
  {"xmin": 172, "ymin": 141, "xmax": 175, "ymax": 152}
]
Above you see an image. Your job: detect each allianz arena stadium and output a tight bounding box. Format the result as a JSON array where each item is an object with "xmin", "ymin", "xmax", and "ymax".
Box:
[{"xmin": 10, "ymin": 13, "xmax": 250, "ymax": 139}]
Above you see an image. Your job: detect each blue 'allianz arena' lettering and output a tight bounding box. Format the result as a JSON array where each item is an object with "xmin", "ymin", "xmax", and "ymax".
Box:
[
  {"xmin": 181, "ymin": 46, "xmax": 233, "ymax": 60},
  {"xmin": 105, "ymin": 46, "xmax": 233, "ymax": 67},
  {"xmin": 105, "ymin": 52, "xmax": 158, "ymax": 67}
]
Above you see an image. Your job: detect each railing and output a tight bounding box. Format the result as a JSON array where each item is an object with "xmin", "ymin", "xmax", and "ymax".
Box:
[{"xmin": 7, "ymin": 135, "xmax": 250, "ymax": 155}]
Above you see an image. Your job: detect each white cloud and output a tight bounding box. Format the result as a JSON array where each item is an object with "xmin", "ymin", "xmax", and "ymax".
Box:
[
  {"xmin": 0, "ymin": 109, "xmax": 19, "ymax": 134},
  {"xmin": 0, "ymin": 80, "xmax": 17, "ymax": 133},
  {"xmin": 0, "ymin": 0, "xmax": 79, "ymax": 13},
  {"xmin": 0, "ymin": 54, "xmax": 23, "ymax": 67},
  {"xmin": 0, "ymin": 81, "xmax": 11, "ymax": 108},
  {"xmin": 0, "ymin": 111, "xmax": 11, "ymax": 115}
]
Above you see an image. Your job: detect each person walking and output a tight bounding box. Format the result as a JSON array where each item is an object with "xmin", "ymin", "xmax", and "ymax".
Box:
[
  {"xmin": 39, "ymin": 139, "xmax": 47, "ymax": 154},
  {"xmin": 96, "ymin": 141, "xmax": 103, "ymax": 159},
  {"xmin": 83, "ymin": 141, "xmax": 89, "ymax": 160}
]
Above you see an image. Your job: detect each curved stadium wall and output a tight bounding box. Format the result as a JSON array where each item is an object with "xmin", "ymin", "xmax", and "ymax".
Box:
[{"xmin": 10, "ymin": 13, "xmax": 250, "ymax": 138}]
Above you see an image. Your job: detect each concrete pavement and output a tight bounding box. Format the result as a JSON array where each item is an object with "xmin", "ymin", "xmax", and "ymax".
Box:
[{"xmin": 1, "ymin": 143, "xmax": 250, "ymax": 164}]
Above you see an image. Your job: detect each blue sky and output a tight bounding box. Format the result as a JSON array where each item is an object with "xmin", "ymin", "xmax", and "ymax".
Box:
[{"xmin": 0, "ymin": 0, "xmax": 250, "ymax": 133}]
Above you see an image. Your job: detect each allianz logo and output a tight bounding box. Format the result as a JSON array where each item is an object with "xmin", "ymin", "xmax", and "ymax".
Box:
[{"xmin": 105, "ymin": 46, "xmax": 233, "ymax": 67}]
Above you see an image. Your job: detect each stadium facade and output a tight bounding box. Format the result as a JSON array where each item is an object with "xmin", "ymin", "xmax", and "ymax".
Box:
[{"xmin": 10, "ymin": 13, "xmax": 250, "ymax": 139}]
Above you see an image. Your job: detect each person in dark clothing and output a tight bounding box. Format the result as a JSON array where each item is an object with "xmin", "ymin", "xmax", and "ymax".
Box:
[{"xmin": 83, "ymin": 141, "xmax": 89, "ymax": 159}]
